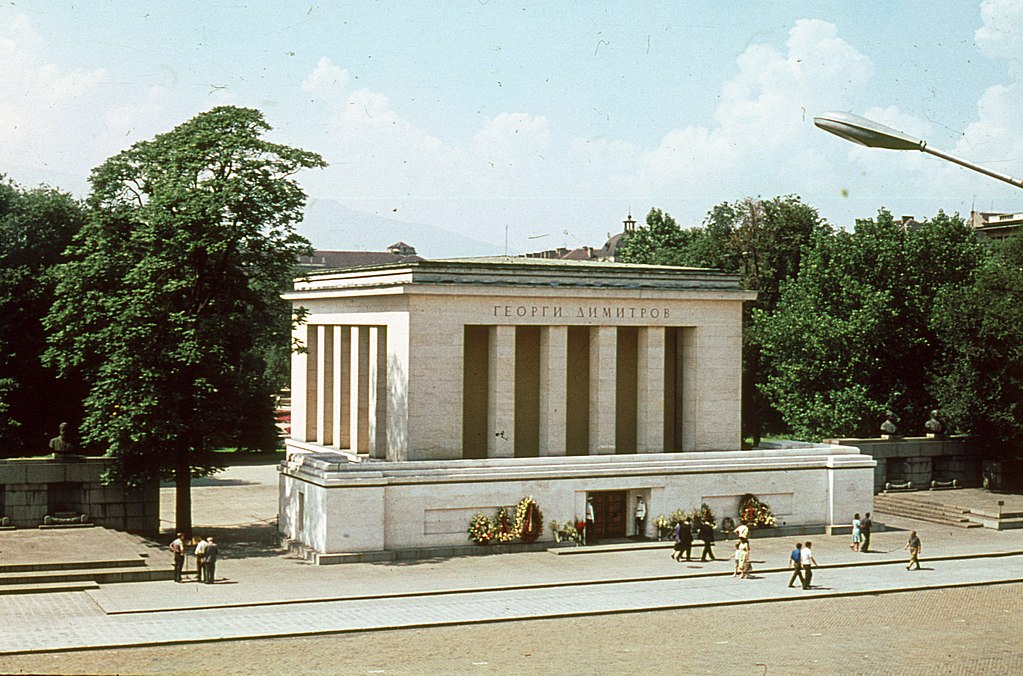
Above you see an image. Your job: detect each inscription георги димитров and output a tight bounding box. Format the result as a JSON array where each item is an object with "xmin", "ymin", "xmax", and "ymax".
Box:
[{"xmin": 491, "ymin": 305, "xmax": 670, "ymax": 320}]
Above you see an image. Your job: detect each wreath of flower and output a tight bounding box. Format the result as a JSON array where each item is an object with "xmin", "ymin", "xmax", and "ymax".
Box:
[
  {"xmin": 513, "ymin": 496, "xmax": 544, "ymax": 543},
  {"xmin": 495, "ymin": 507, "xmax": 516, "ymax": 543},
  {"xmin": 467, "ymin": 512, "xmax": 496, "ymax": 544},
  {"xmin": 738, "ymin": 493, "xmax": 777, "ymax": 528}
]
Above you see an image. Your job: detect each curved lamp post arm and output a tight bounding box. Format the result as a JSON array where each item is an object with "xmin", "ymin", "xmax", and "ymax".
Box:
[{"xmin": 814, "ymin": 111, "xmax": 1023, "ymax": 190}]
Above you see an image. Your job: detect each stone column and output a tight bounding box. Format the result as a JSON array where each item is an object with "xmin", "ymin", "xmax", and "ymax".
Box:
[
  {"xmin": 589, "ymin": 326, "xmax": 617, "ymax": 454},
  {"xmin": 385, "ymin": 315, "xmax": 410, "ymax": 462},
  {"xmin": 349, "ymin": 326, "xmax": 371, "ymax": 453},
  {"xmin": 539, "ymin": 326, "xmax": 567, "ymax": 456},
  {"xmin": 290, "ymin": 323, "xmax": 317, "ymax": 443},
  {"xmin": 637, "ymin": 326, "xmax": 666, "ymax": 453},
  {"xmin": 331, "ymin": 327, "xmax": 351, "ymax": 450},
  {"xmin": 367, "ymin": 326, "xmax": 388, "ymax": 459},
  {"xmin": 487, "ymin": 325, "xmax": 516, "ymax": 458},
  {"xmin": 680, "ymin": 327, "xmax": 698, "ymax": 452},
  {"xmin": 315, "ymin": 325, "xmax": 334, "ymax": 446}
]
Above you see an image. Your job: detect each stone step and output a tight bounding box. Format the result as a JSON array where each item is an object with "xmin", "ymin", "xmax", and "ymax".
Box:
[
  {"xmin": 0, "ymin": 565, "xmax": 173, "ymax": 586},
  {"xmin": 0, "ymin": 558, "xmax": 147, "ymax": 575},
  {"xmin": 0, "ymin": 581, "xmax": 100, "ymax": 596},
  {"xmin": 874, "ymin": 496, "xmax": 973, "ymax": 519},
  {"xmin": 874, "ymin": 504, "xmax": 973, "ymax": 522},
  {"xmin": 875, "ymin": 494, "xmax": 968, "ymax": 510},
  {"xmin": 874, "ymin": 507, "xmax": 983, "ymax": 528}
]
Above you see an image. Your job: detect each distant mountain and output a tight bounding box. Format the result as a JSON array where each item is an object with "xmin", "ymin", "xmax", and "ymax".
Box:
[{"xmin": 297, "ymin": 199, "xmax": 504, "ymax": 259}]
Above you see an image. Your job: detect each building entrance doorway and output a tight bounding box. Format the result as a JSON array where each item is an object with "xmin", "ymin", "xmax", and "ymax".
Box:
[{"xmin": 589, "ymin": 490, "xmax": 627, "ymax": 540}]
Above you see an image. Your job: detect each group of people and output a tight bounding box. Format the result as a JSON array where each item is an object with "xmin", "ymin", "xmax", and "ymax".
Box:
[
  {"xmin": 169, "ymin": 533, "xmax": 219, "ymax": 584},
  {"xmin": 670, "ymin": 516, "xmax": 717, "ymax": 562},
  {"xmin": 786, "ymin": 541, "xmax": 819, "ymax": 588},
  {"xmin": 850, "ymin": 512, "xmax": 874, "ymax": 552}
]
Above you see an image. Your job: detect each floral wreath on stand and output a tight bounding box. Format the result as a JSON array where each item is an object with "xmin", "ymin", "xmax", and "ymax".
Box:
[
  {"xmin": 467, "ymin": 512, "xmax": 496, "ymax": 544},
  {"xmin": 513, "ymin": 496, "xmax": 544, "ymax": 543},
  {"xmin": 738, "ymin": 493, "xmax": 777, "ymax": 528}
]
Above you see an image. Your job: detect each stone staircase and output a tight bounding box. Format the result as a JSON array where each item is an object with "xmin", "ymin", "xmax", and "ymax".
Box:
[
  {"xmin": 0, "ymin": 557, "xmax": 174, "ymax": 595},
  {"xmin": 873, "ymin": 493, "xmax": 983, "ymax": 528}
]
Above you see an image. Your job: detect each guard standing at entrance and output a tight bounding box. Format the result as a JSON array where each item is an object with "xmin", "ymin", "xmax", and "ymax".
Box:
[
  {"xmin": 585, "ymin": 497, "xmax": 596, "ymax": 545},
  {"xmin": 634, "ymin": 496, "xmax": 647, "ymax": 539}
]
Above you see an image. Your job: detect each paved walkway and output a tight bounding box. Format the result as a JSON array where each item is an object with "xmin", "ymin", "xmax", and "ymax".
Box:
[
  {"xmin": 1, "ymin": 551, "xmax": 1021, "ymax": 654},
  {"xmin": 0, "ymin": 462, "xmax": 1020, "ymax": 656}
]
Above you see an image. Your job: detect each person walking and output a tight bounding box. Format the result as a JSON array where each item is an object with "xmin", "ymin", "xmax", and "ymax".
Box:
[
  {"xmin": 860, "ymin": 512, "xmax": 873, "ymax": 552},
  {"xmin": 169, "ymin": 533, "xmax": 185, "ymax": 583},
  {"xmin": 698, "ymin": 519, "xmax": 716, "ymax": 561},
  {"xmin": 904, "ymin": 530, "xmax": 922, "ymax": 570},
  {"xmin": 634, "ymin": 496, "xmax": 647, "ymax": 540},
  {"xmin": 733, "ymin": 542, "xmax": 745, "ymax": 577},
  {"xmin": 800, "ymin": 541, "xmax": 818, "ymax": 589},
  {"xmin": 194, "ymin": 536, "xmax": 209, "ymax": 583},
  {"xmin": 671, "ymin": 520, "xmax": 684, "ymax": 561},
  {"xmin": 203, "ymin": 537, "xmax": 218, "ymax": 584},
  {"xmin": 734, "ymin": 520, "xmax": 750, "ymax": 541},
  {"xmin": 787, "ymin": 542, "xmax": 805, "ymax": 588},
  {"xmin": 850, "ymin": 513, "xmax": 862, "ymax": 552},
  {"xmin": 678, "ymin": 517, "xmax": 694, "ymax": 561},
  {"xmin": 739, "ymin": 539, "xmax": 752, "ymax": 578}
]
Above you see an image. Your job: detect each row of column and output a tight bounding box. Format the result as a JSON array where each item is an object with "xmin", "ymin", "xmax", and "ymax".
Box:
[
  {"xmin": 293, "ymin": 325, "xmax": 387, "ymax": 457},
  {"xmin": 470, "ymin": 325, "xmax": 690, "ymax": 458}
]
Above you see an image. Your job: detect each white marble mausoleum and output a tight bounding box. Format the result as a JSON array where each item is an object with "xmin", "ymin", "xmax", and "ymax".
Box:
[{"xmin": 277, "ymin": 258, "xmax": 874, "ymax": 558}]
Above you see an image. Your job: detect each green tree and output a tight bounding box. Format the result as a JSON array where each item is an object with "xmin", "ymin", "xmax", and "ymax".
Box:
[
  {"xmin": 0, "ymin": 177, "xmax": 87, "ymax": 452},
  {"xmin": 616, "ymin": 208, "xmax": 696, "ymax": 266},
  {"xmin": 693, "ymin": 197, "xmax": 829, "ymax": 444},
  {"xmin": 44, "ymin": 106, "xmax": 325, "ymax": 535},
  {"xmin": 755, "ymin": 210, "xmax": 987, "ymax": 440},
  {"xmin": 931, "ymin": 232, "xmax": 1023, "ymax": 449}
]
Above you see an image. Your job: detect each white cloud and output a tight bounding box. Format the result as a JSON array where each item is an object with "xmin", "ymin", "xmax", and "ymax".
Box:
[
  {"xmin": 976, "ymin": 0, "xmax": 1023, "ymax": 65},
  {"xmin": 631, "ymin": 19, "xmax": 874, "ymax": 206},
  {"xmin": 0, "ymin": 13, "xmax": 106, "ymax": 161},
  {"xmin": 301, "ymin": 57, "xmax": 350, "ymax": 103},
  {"xmin": 0, "ymin": 11, "xmax": 177, "ymax": 190}
]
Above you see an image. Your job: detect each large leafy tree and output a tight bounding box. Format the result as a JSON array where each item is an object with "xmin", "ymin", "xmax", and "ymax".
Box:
[
  {"xmin": 931, "ymin": 232, "xmax": 1023, "ymax": 450},
  {"xmin": 44, "ymin": 106, "xmax": 325, "ymax": 535},
  {"xmin": 0, "ymin": 178, "xmax": 87, "ymax": 452},
  {"xmin": 616, "ymin": 208, "xmax": 696, "ymax": 266},
  {"xmin": 755, "ymin": 210, "xmax": 987, "ymax": 440}
]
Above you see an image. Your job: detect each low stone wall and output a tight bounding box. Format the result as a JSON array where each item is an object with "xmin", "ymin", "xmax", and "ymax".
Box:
[
  {"xmin": 824, "ymin": 436, "xmax": 981, "ymax": 494},
  {"xmin": 0, "ymin": 456, "xmax": 159, "ymax": 533},
  {"xmin": 279, "ymin": 444, "xmax": 875, "ymax": 556}
]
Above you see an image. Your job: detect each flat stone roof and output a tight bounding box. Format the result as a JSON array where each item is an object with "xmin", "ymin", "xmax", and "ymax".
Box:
[{"xmin": 290, "ymin": 256, "xmax": 750, "ymax": 294}]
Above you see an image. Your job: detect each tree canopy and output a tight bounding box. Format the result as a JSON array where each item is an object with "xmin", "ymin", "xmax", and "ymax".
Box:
[
  {"xmin": 44, "ymin": 106, "xmax": 325, "ymax": 535},
  {"xmin": 931, "ymin": 232, "xmax": 1023, "ymax": 450},
  {"xmin": 754, "ymin": 210, "xmax": 987, "ymax": 440},
  {"xmin": 0, "ymin": 177, "xmax": 87, "ymax": 452}
]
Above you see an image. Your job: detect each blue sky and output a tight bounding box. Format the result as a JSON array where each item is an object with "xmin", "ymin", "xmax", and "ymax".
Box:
[{"xmin": 3, "ymin": 1, "xmax": 1022, "ymax": 252}]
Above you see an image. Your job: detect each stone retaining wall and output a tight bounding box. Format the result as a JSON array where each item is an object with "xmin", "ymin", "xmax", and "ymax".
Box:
[
  {"xmin": 0, "ymin": 456, "xmax": 158, "ymax": 533},
  {"xmin": 824, "ymin": 436, "xmax": 981, "ymax": 494}
]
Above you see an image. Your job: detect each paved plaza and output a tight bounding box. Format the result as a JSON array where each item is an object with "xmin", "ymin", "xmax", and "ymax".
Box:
[{"xmin": 0, "ymin": 461, "xmax": 1021, "ymax": 674}]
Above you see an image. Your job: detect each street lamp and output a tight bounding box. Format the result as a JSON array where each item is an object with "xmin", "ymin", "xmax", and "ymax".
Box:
[{"xmin": 814, "ymin": 111, "xmax": 1023, "ymax": 190}]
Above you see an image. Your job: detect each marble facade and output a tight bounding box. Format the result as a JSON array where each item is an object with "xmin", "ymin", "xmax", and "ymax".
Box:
[{"xmin": 278, "ymin": 258, "xmax": 875, "ymax": 557}]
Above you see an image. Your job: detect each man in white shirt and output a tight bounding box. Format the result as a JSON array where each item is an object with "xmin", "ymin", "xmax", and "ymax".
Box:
[
  {"xmin": 634, "ymin": 496, "xmax": 647, "ymax": 539},
  {"xmin": 734, "ymin": 520, "xmax": 750, "ymax": 540},
  {"xmin": 169, "ymin": 533, "xmax": 185, "ymax": 583},
  {"xmin": 800, "ymin": 541, "xmax": 818, "ymax": 590},
  {"xmin": 585, "ymin": 497, "xmax": 596, "ymax": 546},
  {"xmin": 194, "ymin": 537, "xmax": 209, "ymax": 583}
]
